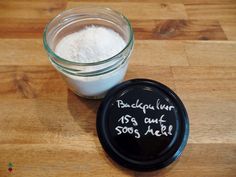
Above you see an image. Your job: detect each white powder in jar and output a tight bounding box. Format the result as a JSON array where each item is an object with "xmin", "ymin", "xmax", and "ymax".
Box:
[
  {"xmin": 55, "ymin": 25, "xmax": 126, "ymax": 63},
  {"xmin": 54, "ymin": 25, "xmax": 130, "ymax": 98}
]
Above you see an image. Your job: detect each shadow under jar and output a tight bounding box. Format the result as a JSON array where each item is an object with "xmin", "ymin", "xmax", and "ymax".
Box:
[{"xmin": 43, "ymin": 6, "xmax": 134, "ymax": 99}]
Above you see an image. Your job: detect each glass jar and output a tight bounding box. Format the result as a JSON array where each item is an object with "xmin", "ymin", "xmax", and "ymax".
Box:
[{"xmin": 43, "ymin": 6, "xmax": 134, "ymax": 99}]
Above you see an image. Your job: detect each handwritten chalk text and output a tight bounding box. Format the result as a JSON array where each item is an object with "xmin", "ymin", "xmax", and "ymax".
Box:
[{"xmin": 116, "ymin": 99, "xmax": 174, "ymax": 114}]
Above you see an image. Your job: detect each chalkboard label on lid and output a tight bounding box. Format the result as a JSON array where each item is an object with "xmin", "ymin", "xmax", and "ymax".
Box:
[
  {"xmin": 107, "ymin": 85, "xmax": 178, "ymax": 161},
  {"xmin": 97, "ymin": 79, "xmax": 189, "ymax": 171}
]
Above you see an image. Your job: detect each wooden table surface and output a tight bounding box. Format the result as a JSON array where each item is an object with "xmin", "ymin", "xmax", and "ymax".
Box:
[{"xmin": 0, "ymin": 0, "xmax": 236, "ymax": 176}]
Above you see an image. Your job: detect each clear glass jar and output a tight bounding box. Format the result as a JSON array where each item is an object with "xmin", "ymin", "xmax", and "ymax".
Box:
[{"xmin": 43, "ymin": 6, "xmax": 134, "ymax": 99}]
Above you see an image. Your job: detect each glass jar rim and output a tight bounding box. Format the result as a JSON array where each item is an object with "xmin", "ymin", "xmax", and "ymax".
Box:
[{"xmin": 43, "ymin": 6, "xmax": 134, "ymax": 66}]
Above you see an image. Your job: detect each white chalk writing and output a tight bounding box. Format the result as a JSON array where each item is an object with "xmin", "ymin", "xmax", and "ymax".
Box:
[{"xmin": 114, "ymin": 98, "xmax": 175, "ymax": 138}]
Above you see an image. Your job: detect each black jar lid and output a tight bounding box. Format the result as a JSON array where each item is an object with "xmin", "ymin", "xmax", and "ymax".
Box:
[{"xmin": 96, "ymin": 79, "xmax": 189, "ymax": 171}]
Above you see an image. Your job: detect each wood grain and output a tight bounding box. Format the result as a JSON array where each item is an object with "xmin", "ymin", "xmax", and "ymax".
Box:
[
  {"xmin": 67, "ymin": 2, "xmax": 188, "ymax": 19},
  {"xmin": 0, "ymin": 1, "xmax": 66, "ymax": 19},
  {"xmin": 0, "ymin": 39, "xmax": 49, "ymax": 65},
  {"xmin": 186, "ymin": 3, "xmax": 236, "ymax": 20},
  {"xmin": 172, "ymin": 66, "xmax": 236, "ymax": 101},
  {"xmin": 0, "ymin": 0, "xmax": 236, "ymax": 177},
  {"xmin": 0, "ymin": 144, "xmax": 234, "ymax": 177},
  {"xmin": 220, "ymin": 20, "xmax": 236, "ymax": 40},
  {"xmin": 132, "ymin": 20, "xmax": 227, "ymax": 40},
  {"xmin": 130, "ymin": 40, "xmax": 188, "ymax": 66},
  {"xmin": 0, "ymin": 18, "xmax": 47, "ymax": 39},
  {"xmin": 5, "ymin": 0, "xmax": 236, "ymax": 2},
  {"xmin": 184, "ymin": 41, "xmax": 236, "ymax": 66}
]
